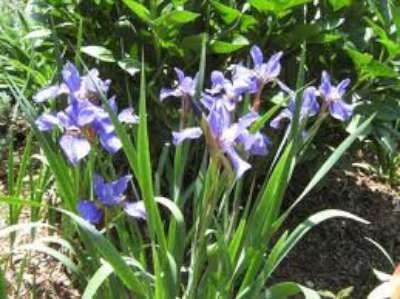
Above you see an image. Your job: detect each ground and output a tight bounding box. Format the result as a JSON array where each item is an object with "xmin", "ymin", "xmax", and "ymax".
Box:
[{"xmin": 273, "ymin": 164, "xmax": 400, "ymax": 298}]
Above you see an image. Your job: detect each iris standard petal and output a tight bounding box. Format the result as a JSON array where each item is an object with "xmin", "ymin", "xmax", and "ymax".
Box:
[
  {"xmin": 172, "ymin": 127, "xmax": 203, "ymax": 145},
  {"xmin": 319, "ymin": 71, "xmax": 332, "ymax": 98},
  {"xmin": 211, "ymin": 71, "xmax": 225, "ymax": 86},
  {"xmin": 329, "ymin": 100, "xmax": 353, "ymax": 122},
  {"xmin": 180, "ymin": 77, "xmax": 196, "ymax": 96},
  {"xmin": 76, "ymin": 104, "xmax": 97, "ymax": 127},
  {"xmin": 337, "ymin": 78, "xmax": 351, "ymax": 96},
  {"xmin": 59, "ymin": 134, "xmax": 91, "ymax": 165},
  {"xmin": 112, "ymin": 175, "xmax": 132, "ymax": 196},
  {"xmin": 62, "ymin": 61, "xmax": 81, "ymax": 93},
  {"xmin": 77, "ymin": 200, "xmax": 103, "ymax": 224},
  {"xmin": 264, "ymin": 51, "xmax": 283, "ymax": 80},
  {"xmin": 174, "ymin": 67, "xmax": 185, "ymax": 83},
  {"xmin": 250, "ymin": 45, "xmax": 264, "ymax": 67}
]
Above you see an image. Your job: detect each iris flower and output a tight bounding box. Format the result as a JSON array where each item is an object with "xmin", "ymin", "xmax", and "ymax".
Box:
[
  {"xmin": 201, "ymin": 71, "xmax": 250, "ymax": 112},
  {"xmin": 172, "ymin": 104, "xmax": 269, "ymax": 178},
  {"xmin": 35, "ymin": 62, "xmax": 139, "ymax": 164},
  {"xmin": 232, "ymin": 45, "xmax": 283, "ymax": 93},
  {"xmin": 34, "ymin": 62, "xmax": 111, "ymax": 104},
  {"xmin": 319, "ymin": 71, "xmax": 353, "ymax": 121},
  {"xmin": 160, "ymin": 68, "xmax": 197, "ymax": 101},
  {"xmin": 77, "ymin": 174, "xmax": 147, "ymax": 224},
  {"xmin": 93, "ymin": 174, "xmax": 132, "ymax": 206},
  {"xmin": 270, "ymin": 86, "xmax": 319, "ymax": 129}
]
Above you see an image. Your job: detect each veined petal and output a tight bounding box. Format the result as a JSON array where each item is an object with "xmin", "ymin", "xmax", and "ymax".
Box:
[
  {"xmin": 99, "ymin": 131, "xmax": 122, "ymax": 153},
  {"xmin": 270, "ymin": 108, "xmax": 293, "ymax": 129},
  {"xmin": 174, "ymin": 67, "xmax": 185, "ymax": 83},
  {"xmin": 250, "ymin": 45, "xmax": 264, "ymax": 67},
  {"xmin": 108, "ymin": 97, "xmax": 118, "ymax": 113},
  {"xmin": 62, "ymin": 61, "xmax": 81, "ymax": 93},
  {"xmin": 160, "ymin": 87, "xmax": 180, "ymax": 101},
  {"xmin": 201, "ymin": 93, "xmax": 215, "ymax": 110},
  {"xmin": 124, "ymin": 201, "xmax": 147, "ymax": 220},
  {"xmin": 180, "ymin": 77, "xmax": 196, "ymax": 96},
  {"xmin": 35, "ymin": 113, "xmax": 59, "ymax": 131},
  {"xmin": 33, "ymin": 85, "xmax": 62, "ymax": 103},
  {"xmin": 238, "ymin": 111, "xmax": 259, "ymax": 128},
  {"xmin": 319, "ymin": 71, "xmax": 332, "ymax": 98},
  {"xmin": 211, "ymin": 71, "xmax": 225, "ymax": 86},
  {"xmin": 59, "ymin": 134, "xmax": 91, "ymax": 165},
  {"xmin": 76, "ymin": 104, "xmax": 97, "ymax": 127},
  {"xmin": 112, "ymin": 175, "xmax": 132, "ymax": 196},
  {"xmin": 93, "ymin": 174, "xmax": 105, "ymax": 197},
  {"xmin": 337, "ymin": 78, "xmax": 351, "ymax": 96},
  {"xmin": 329, "ymin": 100, "xmax": 353, "ymax": 121},
  {"xmin": 264, "ymin": 51, "xmax": 283, "ymax": 79},
  {"xmin": 172, "ymin": 127, "xmax": 202, "ymax": 145},
  {"xmin": 224, "ymin": 146, "xmax": 251, "ymax": 179},
  {"xmin": 77, "ymin": 200, "xmax": 102, "ymax": 224},
  {"xmin": 302, "ymin": 86, "xmax": 319, "ymax": 117}
]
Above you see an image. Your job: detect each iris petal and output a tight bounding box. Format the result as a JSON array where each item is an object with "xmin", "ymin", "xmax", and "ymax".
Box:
[
  {"xmin": 329, "ymin": 100, "xmax": 353, "ymax": 121},
  {"xmin": 172, "ymin": 127, "xmax": 202, "ymax": 145},
  {"xmin": 77, "ymin": 200, "xmax": 103, "ymax": 224}
]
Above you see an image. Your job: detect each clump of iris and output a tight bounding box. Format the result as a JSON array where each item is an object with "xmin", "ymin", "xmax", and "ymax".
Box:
[{"xmin": 160, "ymin": 45, "xmax": 354, "ymax": 178}]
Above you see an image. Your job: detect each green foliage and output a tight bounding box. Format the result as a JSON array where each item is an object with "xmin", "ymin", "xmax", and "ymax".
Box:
[{"xmin": 0, "ymin": 0, "xmax": 398, "ymax": 298}]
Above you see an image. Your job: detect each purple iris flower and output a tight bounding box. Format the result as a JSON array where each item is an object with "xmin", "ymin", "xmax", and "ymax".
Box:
[
  {"xmin": 35, "ymin": 62, "xmax": 139, "ymax": 164},
  {"xmin": 160, "ymin": 68, "xmax": 198, "ymax": 101},
  {"xmin": 270, "ymin": 86, "xmax": 320, "ymax": 129},
  {"xmin": 201, "ymin": 71, "xmax": 250, "ymax": 111},
  {"xmin": 93, "ymin": 174, "xmax": 132, "ymax": 206},
  {"xmin": 34, "ymin": 62, "xmax": 111, "ymax": 104},
  {"xmin": 77, "ymin": 200, "xmax": 103, "ymax": 224},
  {"xmin": 35, "ymin": 100, "xmax": 97, "ymax": 165},
  {"xmin": 319, "ymin": 71, "xmax": 353, "ymax": 121},
  {"xmin": 232, "ymin": 45, "xmax": 283, "ymax": 94},
  {"xmin": 207, "ymin": 106, "xmax": 270, "ymax": 178},
  {"xmin": 91, "ymin": 97, "xmax": 139, "ymax": 154}
]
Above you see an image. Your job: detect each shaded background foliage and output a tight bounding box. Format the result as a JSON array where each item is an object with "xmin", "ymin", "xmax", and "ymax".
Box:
[{"xmin": 2, "ymin": 0, "xmax": 398, "ymax": 170}]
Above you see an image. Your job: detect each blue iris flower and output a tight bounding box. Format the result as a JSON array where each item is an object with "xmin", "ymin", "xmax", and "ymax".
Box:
[
  {"xmin": 77, "ymin": 174, "xmax": 147, "ymax": 224},
  {"xmin": 232, "ymin": 45, "xmax": 283, "ymax": 94},
  {"xmin": 270, "ymin": 86, "xmax": 320, "ymax": 129},
  {"xmin": 319, "ymin": 71, "xmax": 353, "ymax": 121},
  {"xmin": 34, "ymin": 62, "xmax": 138, "ymax": 165}
]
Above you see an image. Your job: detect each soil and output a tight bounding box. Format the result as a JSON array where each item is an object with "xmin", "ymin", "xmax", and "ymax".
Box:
[{"xmin": 272, "ymin": 164, "xmax": 400, "ymax": 298}]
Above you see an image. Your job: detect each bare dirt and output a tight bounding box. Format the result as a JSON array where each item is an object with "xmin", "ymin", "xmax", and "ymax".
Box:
[{"xmin": 272, "ymin": 164, "xmax": 400, "ymax": 298}]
